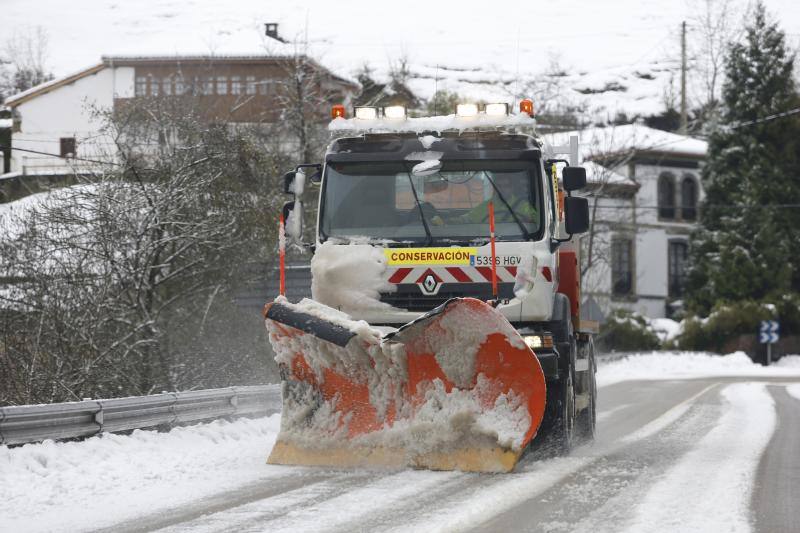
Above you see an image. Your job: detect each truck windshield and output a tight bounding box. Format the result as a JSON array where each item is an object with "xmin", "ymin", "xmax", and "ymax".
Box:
[{"xmin": 320, "ymin": 160, "xmax": 543, "ymax": 243}]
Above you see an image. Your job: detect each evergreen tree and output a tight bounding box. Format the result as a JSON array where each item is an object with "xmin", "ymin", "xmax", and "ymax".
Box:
[{"xmin": 686, "ymin": 2, "xmax": 800, "ymax": 314}]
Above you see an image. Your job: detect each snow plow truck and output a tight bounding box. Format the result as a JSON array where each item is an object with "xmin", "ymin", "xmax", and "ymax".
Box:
[{"xmin": 263, "ymin": 100, "xmax": 597, "ymax": 473}]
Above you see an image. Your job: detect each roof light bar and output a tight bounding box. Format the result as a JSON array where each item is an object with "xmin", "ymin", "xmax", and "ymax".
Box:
[
  {"xmin": 485, "ymin": 103, "xmax": 509, "ymax": 116},
  {"xmin": 383, "ymin": 105, "xmax": 407, "ymax": 119},
  {"xmin": 331, "ymin": 104, "xmax": 346, "ymax": 119},
  {"xmin": 354, "ymin": 106, "xmax": 378, "ymax": 120},
  {"xmin": 455, "ymin": 103, "xmax": 479, "ymax": 117}
]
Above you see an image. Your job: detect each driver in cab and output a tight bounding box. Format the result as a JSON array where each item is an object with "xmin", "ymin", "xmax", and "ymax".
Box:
[{"xmin": 431, "ymin": 173, "xmax": 537, "ymax": 226}]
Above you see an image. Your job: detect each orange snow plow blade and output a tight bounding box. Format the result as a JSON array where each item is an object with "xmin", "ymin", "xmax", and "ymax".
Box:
[{"xmin": 263, "ymin": 297, "xmax": 547, "ymax": 473}]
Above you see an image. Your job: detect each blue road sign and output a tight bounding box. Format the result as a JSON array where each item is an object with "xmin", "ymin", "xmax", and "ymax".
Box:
[{"xmin": 759, "ymin": 320, "xmax": 779, "ymax": 344}]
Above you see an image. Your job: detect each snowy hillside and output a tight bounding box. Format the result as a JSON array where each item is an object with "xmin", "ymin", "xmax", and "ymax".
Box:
[{"xmin": 4, "ymin": 0, "xmax": 800, "ymax": 119}]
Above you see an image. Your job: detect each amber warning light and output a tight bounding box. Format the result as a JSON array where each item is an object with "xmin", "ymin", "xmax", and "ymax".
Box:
[
  {"xmin": 331, "ymin": 104, "xmax": 346, "ymax": 119},
  {"xmin": 520, "ymin": 99, "xmax": 534, "ymax": 117}
]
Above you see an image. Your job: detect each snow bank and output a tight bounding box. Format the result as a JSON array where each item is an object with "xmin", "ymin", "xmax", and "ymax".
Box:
[
  {"xmin": 775, "ymin": 354, "xmax": 800, "ymax": 368},
  {"xmin": 597, "ymin": 351, "xmax": 800, "ymax": 388},
  {"xmin": 786, "ymin": 384, "xmax": 800, "ymax": 402},
  {"xmin": 311, "ymin": 241, "xmax": 396, "ymax": 314},
  {"xmin": 649, "ymin": 317, "xmax": 681, "ymax": 343},
  {"xmin": 0, "ymin": 415, "xmax": 285, "ymax": 533}
]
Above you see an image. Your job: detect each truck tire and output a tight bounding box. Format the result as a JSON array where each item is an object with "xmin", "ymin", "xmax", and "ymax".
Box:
[
  {"xmin": 575, "ymin": 338, "xmax": 597, "ymax": 443},
  {"xmin": 552, "ymin": 369, "xmax": 576, "ymax": 454}
]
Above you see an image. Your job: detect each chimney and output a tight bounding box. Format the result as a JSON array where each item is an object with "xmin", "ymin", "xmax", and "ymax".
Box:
[{"xmin": 265, "ymin": 23, "xmax": 279, "ymax": 40}]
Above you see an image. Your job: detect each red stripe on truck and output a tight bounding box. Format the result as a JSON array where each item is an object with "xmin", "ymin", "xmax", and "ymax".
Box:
[
  {"xmin": 476, "ymin": 267, "xmax": 495, "ymax": 282},
  {"xmin": 388, "ymin": 268, "xmax": 413, "ymax": 284},
  {"xmin": 446, "ymin": 267, "xmax": 472, "ymax": 283}
]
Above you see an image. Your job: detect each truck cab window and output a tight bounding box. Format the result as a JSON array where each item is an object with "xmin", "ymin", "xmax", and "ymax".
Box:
[{"xmin": 320, "ymin": 160, "xmax": 543, "ymax": 243}]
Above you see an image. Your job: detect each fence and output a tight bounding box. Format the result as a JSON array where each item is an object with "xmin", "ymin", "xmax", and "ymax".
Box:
[{"xmin": 0, "ymin": 385, "xmax": 281, "ymax": 446}]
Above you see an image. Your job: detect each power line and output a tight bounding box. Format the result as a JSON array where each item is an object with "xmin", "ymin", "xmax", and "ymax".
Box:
[
  {"xmin": 0, "ymin": 146, "xmax": 121, "ymax": 167},
  {"xmin": 725, "ymin": 107, "xmax": 800, "ymax": 130}
]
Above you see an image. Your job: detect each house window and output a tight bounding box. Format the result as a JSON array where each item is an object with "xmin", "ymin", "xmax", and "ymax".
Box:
[
  {"xmin": 135, "ymin": 76, "xmax": 147, "ymax": 96},
  {"xmin": 246, "ymin": 75, "xmax": 257, "ymax": 95},
  {"xmin": 231, "ymin": 76, "xmax": 242, "ymax": 95},
  {"xmin": 611, "ymin": 238, "xmax": 633, "ymax": 296},
  {"xmin": 216, "ymin": 76, "xmax": 228, "ymax": 95},
  {"xmin": 681, "ymin": 175, "xmax": 698, "ymax": 221},
  {"xmin": 162, "ymin": 77, "xmax": 173, "ymax": 95},
  {"xmin": 175, "ymin": 76, "xmax": 185, "ymax": 95},
  {"xmin": 258, "ymin": 79, "xmax": 273, "ymax": 95},
  {"xmin": 149, "ymin": 75, "xmax": 159, "ymax": 96},
  {"xmin": 60, "ymin": 137, "xmax": 76, "ymax": 158},
  {"xmin": 658, "ymin": 173, "xmax": 676, "ymax": 219},
  {"xmin": 668, "ymin": 240, "xmax": 689, "ymax": 297}
]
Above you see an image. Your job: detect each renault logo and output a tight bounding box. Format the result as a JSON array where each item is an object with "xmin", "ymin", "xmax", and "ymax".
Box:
[{"xmin": 418, "ymin": 271, "xmax": 442, "ymax": 295}]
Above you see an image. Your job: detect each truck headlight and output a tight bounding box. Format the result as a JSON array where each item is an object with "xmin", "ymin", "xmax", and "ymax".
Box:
[{"xmin": 523, "ymin": 334, "xmax": 553, "ymax": 350}]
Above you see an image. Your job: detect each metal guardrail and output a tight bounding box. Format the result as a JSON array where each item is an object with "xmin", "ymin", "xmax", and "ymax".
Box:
[{"xmin": 0, "ymin": 385, "xmax": 281, "ymax": 446}]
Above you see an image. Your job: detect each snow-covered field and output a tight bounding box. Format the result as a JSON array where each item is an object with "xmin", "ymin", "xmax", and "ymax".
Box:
[
  {"xmin": 4, "ymin": 0, "xmax": 800, "ymax": 118},
  {"xmin": 3, "ymin": 351, "xmax": 800, "ymax": 532}
]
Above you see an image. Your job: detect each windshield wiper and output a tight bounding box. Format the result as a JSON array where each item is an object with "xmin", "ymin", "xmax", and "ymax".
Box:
[
  {"xmin": 483, "ymin": 172, "xmax": 533, "ymax": 241},
  {"xmin": 404, "ymin": 167, "xmax": 435, "ymax": 246}
]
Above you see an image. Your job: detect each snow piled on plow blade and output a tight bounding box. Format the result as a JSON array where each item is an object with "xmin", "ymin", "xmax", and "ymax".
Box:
[{"xmin": 263, "ymin": 297, "xmax": 547, "ymax": 473}]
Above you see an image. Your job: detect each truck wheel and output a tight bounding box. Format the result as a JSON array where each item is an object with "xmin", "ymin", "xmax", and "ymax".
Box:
[
  {"xmin": 575, "ymin": 351, "xmax": 597, "ymax": 443},
  {"xmin": 553, "ymin": 369, "xmax": 576, "ymax": 454}
]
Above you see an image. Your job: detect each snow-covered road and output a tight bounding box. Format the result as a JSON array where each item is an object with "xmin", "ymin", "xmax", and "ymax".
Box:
[{"xmin": 3, "ymin": 352, "xmax": 800, "ymax": 533}]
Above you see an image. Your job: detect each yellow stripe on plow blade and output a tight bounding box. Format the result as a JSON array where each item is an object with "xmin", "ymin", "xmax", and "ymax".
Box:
[{"xmin": 268, "ymin": 440, "xmax": 521, "ymax": 473}]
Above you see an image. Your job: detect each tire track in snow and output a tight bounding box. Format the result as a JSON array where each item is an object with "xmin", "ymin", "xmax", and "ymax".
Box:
[
  {"xmin": 149, "ymin": 470, "xmax": 382, "ymax": 533},
  {"xmin": 252, "ymin": 469, "xmax": 465, "ymax": 533},
  {"xmin": 619, "ymin": 382, "xmax": 776, "ymax": 533},
  {"xmin": 336, "ymin": 381, "xmax": 720, "ymax": 532},
  {"xmin": 471, "ymin": 382, "xmax": 722, "ymax": 533}
]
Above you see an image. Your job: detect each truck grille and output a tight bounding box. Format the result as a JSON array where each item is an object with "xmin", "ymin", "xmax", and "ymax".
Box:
[{"xmin": 379, "ymin": 283, "xmax": 515, "ymax": 312}]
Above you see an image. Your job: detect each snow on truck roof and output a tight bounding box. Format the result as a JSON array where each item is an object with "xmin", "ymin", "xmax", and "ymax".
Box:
[{"xmin": 328, "ymin": 113, "xmax": 538, "ymax": 135}]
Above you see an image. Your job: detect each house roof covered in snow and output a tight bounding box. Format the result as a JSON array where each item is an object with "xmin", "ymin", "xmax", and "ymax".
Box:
[
  {"xmin": 582, "ymin": 160, "xmax": 635, "ymax": 187},
  {"xmin": 546, "ymin": 124, "xmax": 707, "ymax": 162},
  {"xmin": 4, "ymin": 63, "xmax": 106, "ymax": 107},
  {"xmin": 5, "ymin": 53, "xmax": 358, "ymax": 108}
]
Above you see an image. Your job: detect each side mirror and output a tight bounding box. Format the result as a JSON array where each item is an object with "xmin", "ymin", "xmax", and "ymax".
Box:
[
  {"xmin": 283, "ymin": 171, "xmax": 297, "ymax": 195},
  {"xmin": 563, "ymin": 166, "xmax": 587, "ymax": 192},
  {"xmin": 564, "ymin": 196, "xmax": 589, "ymax": 234},
  {"xmin": 283, "ymin": 200, "xmax": 304, "ymax": 242}
]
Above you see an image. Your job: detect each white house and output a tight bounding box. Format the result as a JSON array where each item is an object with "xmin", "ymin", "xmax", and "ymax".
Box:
[
  {"xmin": 1, "ymin": 54, "xmax": 358, "ymax": 184},
  {"xmin": 548, "ymin": 124, "xmax": 707, "ymax": 320}
]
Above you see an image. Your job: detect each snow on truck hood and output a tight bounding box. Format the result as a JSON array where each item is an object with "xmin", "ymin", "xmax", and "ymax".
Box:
[
  {"xmin": 310, "ymin": 240, "xmax": 542, "ymax": 317},
  {"xmin": 311, "ymin": 241, "xmax": 398, "ymax": 315}
]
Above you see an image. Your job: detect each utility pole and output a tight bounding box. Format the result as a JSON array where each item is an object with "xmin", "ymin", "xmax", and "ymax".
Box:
[{"xmin": 680, "ymin": 20, "xmax": 688, "ymax": 134}]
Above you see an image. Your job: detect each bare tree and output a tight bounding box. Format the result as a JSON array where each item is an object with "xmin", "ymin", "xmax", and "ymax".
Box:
[
  {"xmin": 687, "ymin": 0, "xmax": 743, "ymax": 119},
  {"xmin": 0, "ymin": 26, "xmax": 54, "ymax": 101},
  {"xmin": 510, "ymin": 54, "xmax": 589, "ymax": 130},
  {"xmin": 0, "ymin": 95, "xmax": 282, "ymax": 404}
]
